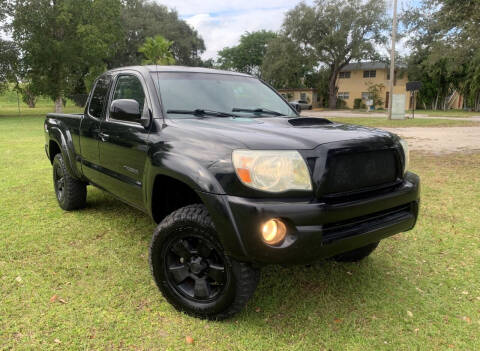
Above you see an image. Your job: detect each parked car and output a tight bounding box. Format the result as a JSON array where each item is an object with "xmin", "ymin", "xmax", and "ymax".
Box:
[
  {"xmin": 289, "ymin": 99, "xmax": 312, "ymax": 111},
  {"xmin": 44, "ymin": 66, "xmax": 420, "ymax": 320}
]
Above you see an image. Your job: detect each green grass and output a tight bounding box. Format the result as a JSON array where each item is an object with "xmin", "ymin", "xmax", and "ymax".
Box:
[
  {"xmin": 416, "ymin": 109, "xmax": 480, "ymax": 118},
  {"xmin": 0, "ymin": 89, "xmax": 83, "ymax": 117},
  {"xmin": 1, "ymin": 115, "xmax": 480, "ymax": 350},
  {"xmin": 328, "ymin": 117, "xmax": 478, "ymax": 128}
]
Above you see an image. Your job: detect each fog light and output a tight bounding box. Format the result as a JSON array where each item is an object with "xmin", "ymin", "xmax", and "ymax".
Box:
[{"xmin": 261, "ymin": 219, "xmax": 287, "ymax": 245}]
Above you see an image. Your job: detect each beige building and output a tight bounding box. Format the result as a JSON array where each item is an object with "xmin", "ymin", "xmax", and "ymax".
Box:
[
  {"xmin": 277, "ymin": 88, "xmax": 319, "ymax": 108},
  {"xmin": 337, "ymin": 62, "xmax": 409, "ymax": 109}
]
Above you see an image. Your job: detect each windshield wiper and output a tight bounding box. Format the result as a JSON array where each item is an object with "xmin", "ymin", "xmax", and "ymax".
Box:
[
  {"xmin": 232, "ymin": 107, "xmax": 284, "ymax": 116},
  {"xmin": 166, "ymin": 109, "xmax": 238, "ymax": 118}
]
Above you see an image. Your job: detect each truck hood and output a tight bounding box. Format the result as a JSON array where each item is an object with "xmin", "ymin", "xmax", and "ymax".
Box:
[{"xmin": 168, "ymin": 116, "xmax": 397, "ymax": 150}]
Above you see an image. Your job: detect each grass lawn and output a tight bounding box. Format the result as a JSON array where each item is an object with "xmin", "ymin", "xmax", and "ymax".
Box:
[
  {"xmin": 416, "ymin": 109, "xmax": 480, "ymax": 118},
  {"xmin": 327, "ymin": 117, "xmax": 478, "ymax": 128},
  {"xmin": 0, "ymin": 90, "xmax": 83, "ymax": 117},
  {"xmin": 1, "ymin": 115, "xmax": 480, "ymax": 350}
]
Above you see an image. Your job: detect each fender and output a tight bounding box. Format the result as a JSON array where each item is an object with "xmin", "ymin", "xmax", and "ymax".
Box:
[
  {"xmin": 143, "ymin": 150, "xmax": 249, "ymax": 260},
  {"xmin": 48, "ymin": 123, "xmax": 83, "ymax": 180}
]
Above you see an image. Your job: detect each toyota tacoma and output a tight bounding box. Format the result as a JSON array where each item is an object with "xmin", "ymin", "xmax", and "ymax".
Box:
[{"xmin": 44, "ymin": 66, "xmax": 420, "ymax": 320}]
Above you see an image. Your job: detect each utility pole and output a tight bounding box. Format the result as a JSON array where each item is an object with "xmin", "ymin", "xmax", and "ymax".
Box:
[{"xmin": 388, "ymin": 0, "xmax": 398, "ymax": 120}]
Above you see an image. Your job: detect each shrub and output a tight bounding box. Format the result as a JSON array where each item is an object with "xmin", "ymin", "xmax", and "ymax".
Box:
[
  {"xmin": 353, "ymin": 98, "xmax": 362, "ymax": 109},
  {"xmin": 336, "ymin": 98, "xmax": 347, "ymax": 109}
]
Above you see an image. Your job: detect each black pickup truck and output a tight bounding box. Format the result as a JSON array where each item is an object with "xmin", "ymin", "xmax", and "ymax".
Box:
[{"xmin": 44, "ymin": 65, "xmax": 420, "ymax": 320}]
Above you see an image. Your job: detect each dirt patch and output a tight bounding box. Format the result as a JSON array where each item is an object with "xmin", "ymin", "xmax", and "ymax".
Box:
[{"xmin": 383, "ymin": 126, "xmax": 480, "ymax": 154}]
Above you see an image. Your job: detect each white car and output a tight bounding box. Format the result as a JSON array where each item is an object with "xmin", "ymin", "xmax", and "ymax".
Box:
[{"xmin": 289, "ymin": 99, "xmax": 312, "ymax": 111}]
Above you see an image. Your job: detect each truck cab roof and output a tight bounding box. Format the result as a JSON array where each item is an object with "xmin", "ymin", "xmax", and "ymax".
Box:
[{"xmin": 107, "ymin": 65, "xmax": 253, "ymax": 77}]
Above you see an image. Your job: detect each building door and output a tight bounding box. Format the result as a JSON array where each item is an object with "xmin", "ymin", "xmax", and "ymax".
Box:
[{"xmin": 385, "ymin": 92, "xmax": 390, "ymax": 109}]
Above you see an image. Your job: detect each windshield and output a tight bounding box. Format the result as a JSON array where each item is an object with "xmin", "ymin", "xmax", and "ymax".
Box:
[{"xmin": 151, "ymin": 72, "xmax": 297, "ymax": 118}]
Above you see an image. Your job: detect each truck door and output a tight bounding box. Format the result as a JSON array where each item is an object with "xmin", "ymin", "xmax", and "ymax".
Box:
[
  {"xmin": 80, "ymin": 74, "xmax": 113, "ymax": 184},
  {"xmin": 97, "ymin": 72, "xmax": 151, "ymax": 209}
]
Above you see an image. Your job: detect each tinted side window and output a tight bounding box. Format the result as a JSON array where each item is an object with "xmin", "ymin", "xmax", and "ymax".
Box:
[
  {"xmin": 88, "ymin": 76, "xmax": 112, "ymax": 118},
  {"xmin": 111, "ymin": 75, "xmax": 146, "ymax": 120}
]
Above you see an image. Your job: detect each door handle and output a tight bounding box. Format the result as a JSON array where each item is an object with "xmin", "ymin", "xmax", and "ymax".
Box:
[{"xmin": 99, "ymin": 132, "xmax": 110, "ymax": 142}]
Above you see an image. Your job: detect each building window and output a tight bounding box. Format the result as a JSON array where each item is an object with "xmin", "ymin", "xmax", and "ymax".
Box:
[
  {"xmin": 338, "ymin": 92, "xmax": 349, "ymax": 100},
  {"xmin": 363, "ymin": 70, "xmax": 376, "ymax": 78},
  {"xmin": 300, "ymin": 92, "xmax": 307, "ymax": 101},
  {"xmin": 339, "ymin": 71, "xmax": 351, "ymax": 78},
  {"xmin": 361, "ymin": 92, "xmax": 370, "ymax": 100}
]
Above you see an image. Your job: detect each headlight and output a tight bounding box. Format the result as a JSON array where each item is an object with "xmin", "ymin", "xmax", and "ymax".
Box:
[
  {"xmin": 232, "ymin": 150, "xmax": 312, "ymax": 192},
  {"xmin": 399, "ymin": 139, "xmax": 409, "ymax": 174}
]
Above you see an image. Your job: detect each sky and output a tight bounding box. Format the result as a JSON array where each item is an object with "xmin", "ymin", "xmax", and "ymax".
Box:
[{"xmin": 156, "ymin": 0, "xmax": 417, "ymax": 60}]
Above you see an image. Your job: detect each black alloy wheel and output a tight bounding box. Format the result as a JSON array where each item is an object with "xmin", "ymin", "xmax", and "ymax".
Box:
[
  {"xmin": 53, "ymin": 162, "xmax": 65, "ymax": 202},
  {"xmin": 150, "ymin": 204, "xmax": 260, "ymax": 320},
  {"xmin": 164, "ymin": 234, "xmax": 229, "ymax": 302},
  {"xmin": 52, "ymin": 153, "xmax": 87, "ymax": 210}
]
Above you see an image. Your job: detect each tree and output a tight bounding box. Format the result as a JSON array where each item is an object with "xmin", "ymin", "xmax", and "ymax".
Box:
[
  {"xmin": 217, "ymin": 30, "xmax": 277, "ymax": 76},
  {"xmin": 282, "ymin": 0, "xmax": 388, "ymax": 109},
  {"xmin": 0, "ymin": 40, "xmax": 18, "ymax": 94},
  {"xmin": 366, "ymin": 82, "xmax": 385, "ymax": 109},
  {"xmin": 138, "ymin": 35, "xmax": 175, "ymax": 65},
  {"xmin": 111, "ymin": 0, "xmax": 205, "ymax": 67},
  {"xmin": 261, "ymin": 35, "xmax": 314, "ymax": 88},
  {"xmin": 403, "ymin": 0, "xmax": 480, "ymax": 111},
  {"xmin": 11, "ymin": 0, "xmax": 122, "ymax": 112}
]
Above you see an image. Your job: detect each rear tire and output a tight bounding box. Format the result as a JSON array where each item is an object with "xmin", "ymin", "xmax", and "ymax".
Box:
[
  {"xmin": 333, "ymin": 242, "xmax": 379, "ymax": 262},
  {"xmin": 52, "ymin": 153, "xmax": 87, "ymax": 211},
  {"xmin": 149, "ymin": 204, "xmax": 260, "ymax": 320}
]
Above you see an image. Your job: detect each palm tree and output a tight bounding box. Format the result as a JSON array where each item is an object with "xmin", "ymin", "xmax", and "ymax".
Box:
[{"xmin": 138, "ymin": 35, "xmax": 176, "ymax": 65}]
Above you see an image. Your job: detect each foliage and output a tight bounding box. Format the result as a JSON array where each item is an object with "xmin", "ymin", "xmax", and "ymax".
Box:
[
  {"xmin": 10, "ymin": 0, "xmax": 122, "ymax": 112},
  {"xmin": 138, "ymin": 35, "xmax": 175, "ymax": 65},
  {"xmin": 404, "ymin": 0, "xmax": 480, "ymax": 111},
  {"xmin": 111, "ymin": 0, "xmax": 205, "ymax": 67},
  {"xmin": 336, "ymin": 98, "xmax": 347, "ymax": 109},
  {"xmin": 353, "ymin": 98, "xmax": 363, "ymax": 109},
  {"xmin": 217, "ymin": 30, "xmax": 277, "ymax": 76},
  {"xmin": 261, "ymin": 35, "xmax": 314, "ymax": 88},
  {"xmin": 0, "ymin": 40, "xmax": 19, "ymax": 94},
  {"xmin": 366, "ymin": 82, "xmax": 385, "ymax": 109},
  {"xmin": 282, "ymin": 0, "xmax": 388, "ymax": 109}
]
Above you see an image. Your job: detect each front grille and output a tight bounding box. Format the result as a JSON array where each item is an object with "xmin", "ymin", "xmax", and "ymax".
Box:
[
  {"xmin": 322, "ymin": 149, "xmax": 398, "ymax": 196},
  {"xmin": 322, "ymin": 203, "xmax": 413, "ymax": 244}
]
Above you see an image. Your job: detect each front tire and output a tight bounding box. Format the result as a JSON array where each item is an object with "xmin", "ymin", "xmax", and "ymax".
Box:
[
  {"xmin": 333, "ymin": 242, "xmax": 379, "ymax": 262},
  {"xmin": 52, "ymin": 153, "xmax": 87, "ymax": 211},
  {"xmin": 149, "ymin": 204, "xmax": 259, "ymax": 320}
]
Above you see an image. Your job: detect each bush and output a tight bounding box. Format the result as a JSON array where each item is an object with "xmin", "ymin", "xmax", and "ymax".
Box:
[
  {"xmin": 336, "ymin": 98, "xmax": 347, "ymax": 109},
  {"xmin": 353, "ymin": 98, "xmax": 362, "ymax": 109}
]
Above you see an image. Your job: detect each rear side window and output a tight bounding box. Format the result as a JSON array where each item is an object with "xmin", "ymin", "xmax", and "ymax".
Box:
[{"xmin": 88, "ymin": 75, "xmax": 112, "ymax": 118}]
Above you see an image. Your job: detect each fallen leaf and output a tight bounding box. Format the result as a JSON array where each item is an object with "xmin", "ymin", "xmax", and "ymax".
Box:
[
  {"xmin": 462, "ymin": 316, "xmax": 471, "ymax": 324},
  {"xmin": 255, "ymin": 307, "xmax": 261, "ymax": 313},
  {"xmin": 414, "ymin": 328, "xmax": 419, "ymax": 333},
  {"xmin": 334, "ymin": 318, "xmax": 342, "ymax": 324},
  {"xmin": 462, "ymin": 291, "xmax": 469, "ymax": 295},
  {"xmin": 407, "ymin": 310, "xmax": 413, "ymax": 317},
  {"xmin": 185, "ymin": 336, "xmax": 194, "ymax": 345},
  {"xmin": 50, "ymin": 295, "xmax": 58, "ymax": 303},
  {"xmin": 15, "ymin": 276, "xmax": 22, "ymax": 283},
  {"xmin": 54, "ymin": 339, "xmax": 61, "ymax": 344},
  {"xmin": 58, "ymin": 298, "xmax": 67, "ymax": 304},
  {"xmin": 346, "ymin": 271, "xmax": 352, "ymax": 275}
]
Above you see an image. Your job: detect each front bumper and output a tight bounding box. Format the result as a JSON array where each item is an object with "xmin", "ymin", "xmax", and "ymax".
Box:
[{"xmin": 205, "ymin": 172, "xmax": 420, "ymax": 265}]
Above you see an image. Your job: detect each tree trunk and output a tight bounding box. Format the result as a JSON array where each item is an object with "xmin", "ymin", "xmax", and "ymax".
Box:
[
  {"xmin": 328, "ymin": 71, "xmax": 338, "ymax": 109},
  {"xmin": 55, "ymin": 96, "xmax": 63, "ymax": 113}
]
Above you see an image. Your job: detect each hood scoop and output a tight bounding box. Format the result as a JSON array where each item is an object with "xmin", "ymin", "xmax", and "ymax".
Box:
[{"xmin": 288, "ymin": 117, "xmax": 333, "ymax": 127}]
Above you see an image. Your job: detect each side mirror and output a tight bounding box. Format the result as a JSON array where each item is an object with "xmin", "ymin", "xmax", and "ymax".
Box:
[{"xmin": 110, "ymin": 99, "xmax": 141, "ymax": 122}]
